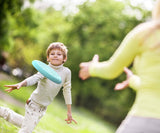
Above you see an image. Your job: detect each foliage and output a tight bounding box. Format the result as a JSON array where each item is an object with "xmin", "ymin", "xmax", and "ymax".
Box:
[
  {"xmin": 5, "ymin": 7, "xmax": 70, "ymax": 73},
  {"xmin": 0, "ymin": 0, "xmax": 37, "ymax": 50},
  {"xmin": 0, "ymin": 0, "xmax": 24, "ymax": 49}
]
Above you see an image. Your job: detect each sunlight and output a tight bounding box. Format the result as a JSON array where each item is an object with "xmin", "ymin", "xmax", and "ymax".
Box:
[
  {"xmin": 23, "ymin": 0, "xmax": 96, "ymax": 15},
  {"xmin": 116, "ymin": 0, "xmax": 154, "ymax": 10}
]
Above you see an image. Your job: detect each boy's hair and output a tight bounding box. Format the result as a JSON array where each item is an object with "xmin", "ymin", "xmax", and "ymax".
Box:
[{"xmin": 46, "ymin": 42, "xmax": 68, "ymax": 59}]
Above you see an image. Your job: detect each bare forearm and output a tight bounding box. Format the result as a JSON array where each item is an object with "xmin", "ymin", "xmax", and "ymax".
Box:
[
  {"xmin": 67, "ymin": 104, "xmax": 72, "ymax": 114},
  {"xmin": 65, "ymin": 104, "xmax": 77, "ymax": 124}
]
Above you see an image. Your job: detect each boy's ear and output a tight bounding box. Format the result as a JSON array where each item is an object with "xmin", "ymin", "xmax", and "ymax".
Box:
[
  {"xmin": 47, "ymin": 56, "xmax": 50, "ymax": 62},
  {"xmin": 63, "ymin": 56, "xmax": 67, "ymax": 63}
]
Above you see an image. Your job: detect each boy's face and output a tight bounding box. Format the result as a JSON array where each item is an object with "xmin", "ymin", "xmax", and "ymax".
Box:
[{"xmin": 47, "ymin": 49, "xmax": 66, "ymax": 66}]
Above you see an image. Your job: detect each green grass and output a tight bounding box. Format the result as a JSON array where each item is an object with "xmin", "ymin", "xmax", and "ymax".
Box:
[{"xmin": 0, "ymin": 80, "xmax": 116, "ymax": 133}]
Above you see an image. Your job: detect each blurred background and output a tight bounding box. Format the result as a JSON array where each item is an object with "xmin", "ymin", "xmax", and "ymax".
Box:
[{"xmin": 0, "ymin": 0, "xmax": 156, "ymax": 132}]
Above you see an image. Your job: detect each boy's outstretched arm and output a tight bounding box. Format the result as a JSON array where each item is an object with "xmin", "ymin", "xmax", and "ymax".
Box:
[
  {"xmin": 4, "ymin": 80, "xmax": 27, "ymax": 93},
  {"xmin": 65, "ymin": 104, "xmax": 77, "ymax": 124}
]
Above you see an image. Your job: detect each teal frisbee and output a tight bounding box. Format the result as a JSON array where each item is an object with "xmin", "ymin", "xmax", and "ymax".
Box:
[{"xmin": 32, "ymin": 60, "xmax": 62, "ymax": 84}]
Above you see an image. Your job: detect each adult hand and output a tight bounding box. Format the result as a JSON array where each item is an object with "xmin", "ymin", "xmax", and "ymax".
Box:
[
  {"xmin": 114, "ymin": 80, "xmax": 129, "ymax": 90},
  {"xmin": 114, "ymin": 67, "xmax": 133, "ymax": 90},
  {"xmin": 79, "ymin": 54, "xmax": 99, "ymax": 80}
]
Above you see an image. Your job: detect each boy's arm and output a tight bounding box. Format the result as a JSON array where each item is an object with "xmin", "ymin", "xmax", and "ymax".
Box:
[
  {"xmin": 4, "ymin": 72, "xmax": 44, "ymax": 93},
  {"xmin": 25, "ymin": 72, "xmax": 44, "ymax": 86},
  {"xmin": 63, "ymin": 69, "xmax": 72, "ymax": 104},
  {"xmin": 65, "ymin": 104, "xmax": 77, "ymax": 124},
  {"xmin": 63, "ymin": 69, "xmax": 77, "ymax": 124}
]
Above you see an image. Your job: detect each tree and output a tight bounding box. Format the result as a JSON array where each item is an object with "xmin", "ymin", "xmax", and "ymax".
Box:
[{"xmin": 0, "ymin": 0, "xmax": 24, "ymax": 49}]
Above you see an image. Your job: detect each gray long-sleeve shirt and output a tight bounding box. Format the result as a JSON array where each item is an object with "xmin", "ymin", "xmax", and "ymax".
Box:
[{"xmin": 25, "ymin": 63, "xmax": 72, "ymax": 106}]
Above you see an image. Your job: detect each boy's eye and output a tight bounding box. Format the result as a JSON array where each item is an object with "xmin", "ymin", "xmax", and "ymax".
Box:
[{"xmin": 50, "ymin": 53, "xmax": 62, "ymax": 56}]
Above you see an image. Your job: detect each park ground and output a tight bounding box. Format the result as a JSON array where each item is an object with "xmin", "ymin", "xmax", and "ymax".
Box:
[{"xmin": 0, "ymin": 72, "xmax": 116, "ymax": 133}]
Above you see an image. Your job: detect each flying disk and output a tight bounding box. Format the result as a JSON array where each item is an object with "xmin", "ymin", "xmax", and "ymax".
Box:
[{"xmin": 32, "ymin": 60, "xmax": 62, "ymax": 84}]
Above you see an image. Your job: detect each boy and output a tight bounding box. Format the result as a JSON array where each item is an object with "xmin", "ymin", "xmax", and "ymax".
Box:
[{"xmin": 0, "ymin": 42, "xmax": 77, "ymax": 133}]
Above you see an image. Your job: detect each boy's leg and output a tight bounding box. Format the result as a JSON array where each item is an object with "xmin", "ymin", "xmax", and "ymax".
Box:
[
  {"xmin": 18, "ymin": 100, "xmax": 46, "ymax": 133},
  {"xmin": 0, "ymin": 106, "xmax": 23, "ymax": 127}
]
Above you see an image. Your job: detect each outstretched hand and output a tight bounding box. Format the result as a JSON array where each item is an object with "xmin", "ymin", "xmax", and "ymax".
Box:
[
  {"xmin": 114, "ymin": 80, "xmax": 129, "ymax": 91},
  {"xmin": 114, "ymin": 67, "xmax": 133, "ymax": 91},
  {"xmin": 79, "ymin": 54, "xmax": 99, "ymax": 80},
  {"xmin": 4, "ymin": 83, "xmax": 22, "ymax": 93}
]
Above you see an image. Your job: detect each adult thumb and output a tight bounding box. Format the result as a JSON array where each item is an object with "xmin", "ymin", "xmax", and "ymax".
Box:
[{"xmin": 92, "ymin": 54, "xmax": 99, "ymax": 62}]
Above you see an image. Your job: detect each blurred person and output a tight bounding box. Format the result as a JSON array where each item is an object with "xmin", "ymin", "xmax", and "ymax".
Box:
[
  {"xmin": 0, "ymin": 42, "xmax": 77, "ymax": 133},
  {"xmin": 0, "ymin": 51, "xmax": 10, "ymax": 74},
  {"xmin": 0, "ymin": 51, "xmax": 6, "ymax": 70},
  {"xmin": 79, "ymin": 0, "xmax": 160, "ymax": 132}
]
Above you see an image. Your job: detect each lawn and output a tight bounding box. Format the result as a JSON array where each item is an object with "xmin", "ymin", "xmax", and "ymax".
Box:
[{"xmin": 0, "ymin": 79, "xmax": 116, "ymax": 133}]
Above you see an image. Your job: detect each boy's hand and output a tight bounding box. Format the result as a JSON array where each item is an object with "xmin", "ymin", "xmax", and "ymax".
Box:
[
  {"xmin": 4, "ymin": 83, "xmax": 22, "ymax": 93},
  {"xmin": 65, "ymin": 113, "xmax": 77, "ymax": 124},
  {"xmin": 4, "ymin": 80, "xmax": 27, "ymax": 93}
]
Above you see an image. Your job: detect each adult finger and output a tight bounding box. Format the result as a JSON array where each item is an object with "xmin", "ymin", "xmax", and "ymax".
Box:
[
  {"xmin": 92, "ymin": 54, "xmax": 99, "ymax": 62},
  {"xmin": 79, "ymin": 62, "xmax": 88, "ymax": 68},
  {"xmin": 124, "ymin": 67, "xmax": 133, "ymax": 78},
  {"xmin": 79, "ymin": 71, "xmax": 88, "ymax": 80}
]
